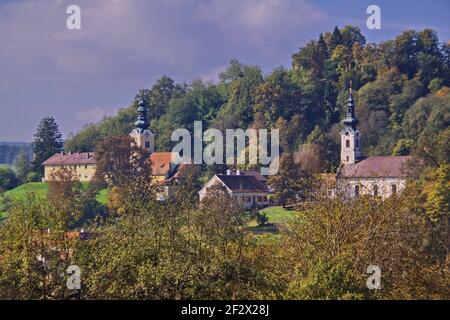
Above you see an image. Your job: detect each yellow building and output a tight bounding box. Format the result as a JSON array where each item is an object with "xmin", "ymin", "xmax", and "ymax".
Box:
[
  {"xmin": 42, "ymin": 98, "xmax": 188, "ymax": 190},
  {"xmin": 43, "ymin": 152, "xmax": 96, "ymax": 182}
]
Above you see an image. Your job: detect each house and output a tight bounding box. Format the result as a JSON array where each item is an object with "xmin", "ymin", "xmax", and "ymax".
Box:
[
  {"xmin": 199, "ymin": 170, "xmax": 270, "ymax": 208},
  {"xmin": 336, "ymin": 89, "xmax": 412, "ymax": 199},
  {"xmin": 42, "ymin": 151, "xmax": 96, "ymax": 182},
  {"xmin": 150, "ymin": 152, "xmax": 180, "ymax": 183},
  {"xmin": 149, "ymin": 152, "xmax": 195, "ymax": 200}
]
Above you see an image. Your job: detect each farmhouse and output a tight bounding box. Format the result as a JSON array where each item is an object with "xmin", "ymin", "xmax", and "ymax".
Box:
[
  {"xmin": 336, "ymin": 90, "xmax": 412, "ymax": 198},
  {"xmin": 199, "ymin": 170, "xmax": 270, "ymax": 208},
  {"xmin": 43, "ymin": 151, "xmax": 96, "ymax": 182}
]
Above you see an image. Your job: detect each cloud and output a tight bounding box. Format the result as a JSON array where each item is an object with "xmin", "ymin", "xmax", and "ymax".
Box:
[
  {"xmin": 194, "ymin": 0, "xmax": 327, "ymax": 47},
  {"xmin": 0, "ymin": 0, "xmax": 328, "ymax": 141},
  {"xmin": 75, "ymin": 107, "xmax": 116, "ymax": 123}
]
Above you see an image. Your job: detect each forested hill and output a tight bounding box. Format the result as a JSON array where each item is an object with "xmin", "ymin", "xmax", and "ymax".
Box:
[
  {"xmin": 0, "ymin": 142, "xmax": 32, "ymax": 165},
  {"xmin": 65, "ymin": 26, "xmax": 450, "ymax": 171}
]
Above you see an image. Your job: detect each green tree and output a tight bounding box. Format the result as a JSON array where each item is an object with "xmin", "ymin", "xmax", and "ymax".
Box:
[
  {"xmin": 32, "ymin": 117, "xmax": 63, "ymax": 175},
  {"xmin": 0, "ymin": 167, "xmax": 18, "ymax": 192},
  {"xmin": 425, "ymin": 164, "xmax": 450, "ymax": 221},
  {"xmin": 268, "ymin": 154, "xmax": 310, "ymax": 207},
  {"xmin": 13, "ymin": 150, "xmax": 32, "ymax": 184}
]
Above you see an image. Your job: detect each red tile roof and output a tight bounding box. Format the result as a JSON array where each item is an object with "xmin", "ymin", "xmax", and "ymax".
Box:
[
  {"xmin": 43, "ymin": 151, "xmax": 187, "ymax": 180},
  {"xmin": 170, "ymin": 163, "xmax": 195, "ymax": 180},
  {"xmin": 43, "ymin": 152, "xmax": 96, "ymax": 165},
  {"xmin": 339, "ymin": 156, "xmax": 412, "ymax": 178},
  {"xmin": 150, "ymin": 152, "xmax": 175, "ymax": 175}
]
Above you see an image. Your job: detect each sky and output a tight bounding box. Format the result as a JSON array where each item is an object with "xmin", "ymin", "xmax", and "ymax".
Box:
[{"xmin": 0, "ymin": 0, "xmax": 449, "ymax": 142}]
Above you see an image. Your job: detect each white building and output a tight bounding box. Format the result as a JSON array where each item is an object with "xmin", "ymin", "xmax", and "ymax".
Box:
[
  {"xmin": 336, "ymin": 90, "xmax": 412, "ymax": 199},
  {"xmin": 130, "ymin": 98, "xmax": 155, "ymax": 153},
  {"xmin": 199, "ymin": 170, "xmax": 270, "ymax": 208}
]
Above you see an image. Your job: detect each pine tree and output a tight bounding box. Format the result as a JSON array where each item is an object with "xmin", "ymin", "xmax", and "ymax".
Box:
[
  {"xmin": 32, "ymin": 117, "xmax": 63, "ymax": 175},
  {"xmin": 330, "ymin": 26, "xmax": 343, "ymax": 51},
  {"xmin": 317, "ymin": 33, "xmax": 329, "ymax": 60},
  {"xmin": 13, "ymin": 151, "xmax": 32, "ymax": 183}
]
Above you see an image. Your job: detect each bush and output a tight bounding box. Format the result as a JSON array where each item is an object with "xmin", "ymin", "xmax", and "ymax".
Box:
[{"xmin": 0, "ymin": 167, "xmax": 18, "ymax": 192}]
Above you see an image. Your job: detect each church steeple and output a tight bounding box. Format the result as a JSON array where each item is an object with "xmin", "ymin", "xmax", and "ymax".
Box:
[
  {"xmin": 340, "ymin": 87, "xmax": 362, "ymax": 164},
  {"xmin": 134, "ymin": 98, "xmax": 149, "ymax": 133},
  {"xmin": 343, "ymin": 88, "xmax": 357, "ymax": 129},
  {"xmin": 130, "ymin": 95, "xmax": 155, "ymax": 153}
]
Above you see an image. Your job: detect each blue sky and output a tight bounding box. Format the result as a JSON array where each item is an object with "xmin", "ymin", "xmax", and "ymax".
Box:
[{"xmin": 0, "ymin": 0, "xmax": 449, "ymax": 142}]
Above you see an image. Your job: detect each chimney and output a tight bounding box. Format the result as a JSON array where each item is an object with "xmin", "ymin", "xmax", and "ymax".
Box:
[
  {"xmin": 226, "ymin": 169, "xmax": 231, "ymax": 175},
  {"xmin": 236, "ymin": 170, "xmax": 241, "ymax": 175}
]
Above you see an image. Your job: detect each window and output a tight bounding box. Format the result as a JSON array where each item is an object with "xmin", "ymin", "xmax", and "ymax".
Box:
[
  {"xmin": 391, "ymin": 184, "xmax": 397, "ymax": 196},
  {"xmin": 247, "ymin": 196, "xmax": 251, "ymax": 202},
  {"xmin": 145, "ymin": 141, "xmax": 150, "ymax": 148},
  {"xmin": 85, "ymin": 165, "xmax": 88, "ymax": 169},
  {"xmin": 355, "ymin": 185, "xmax": 360, "ymax": 197},
  {"xmin": 257, "ymin": 196, "xmax": 262, "ymax": 202},
  {"xmin": 346, "ymin": 140, "xmax": 350, "ymax": 148},
  {"xmin": 356, "ymin": 139, "xmax": 359, "ymax": 148},
  {"xmin": 263, "ymin": 196, "xmax": 268, "ymax": 202},
  {"xmin": 346, "ymin": 156, "xmax": 349, "ymax": 162},
  {"xmin": 373, "ymin": 184, "xmax": 379, "ymax": 197},
  {"xmin": 241, "ymin": 196, "xmax": 245, "ymax": 202}
]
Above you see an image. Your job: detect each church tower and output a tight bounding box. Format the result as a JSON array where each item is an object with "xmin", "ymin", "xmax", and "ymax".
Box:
[
  {"xmin": 340, "ymin": 89, "xmax": 362, "ymax": 164},
  {"xmin": 130, "ymin": 97, "xmax": 155, "ymax": 153}
]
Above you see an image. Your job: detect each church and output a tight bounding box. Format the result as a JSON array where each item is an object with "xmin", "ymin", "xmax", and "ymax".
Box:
[
  {"xmin": 43, "ymin": 98, "xmax": 188, "ymax": 194},
  {"xmin": 336, "ymin": 90, "xmax": 412, "ymax": 199}
]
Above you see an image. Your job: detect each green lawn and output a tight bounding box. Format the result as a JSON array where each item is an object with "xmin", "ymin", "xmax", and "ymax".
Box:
[
  {"xmin": 0, "ymin": 182, "xmax": 108, "ymax": 219},
  {"xmin": 4, "ymin": 182, "xmax": 48, "ymax": 199},
  {"xmin": 248, "ymin": 206, "xmax": 295, "ymax": 235},
  {"xmin": 260, "ymin": 206, "xmax": 295, "ymax": 225}
]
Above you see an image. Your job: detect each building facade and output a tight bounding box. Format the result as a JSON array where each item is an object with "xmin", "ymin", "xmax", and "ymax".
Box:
[
  {"xmin": 43, "ymin": 152, "xmax": 96, "ymax": 182},
  {"xmin": 199, "ymin": 171, "xmax": 270, "ymax": 208}
]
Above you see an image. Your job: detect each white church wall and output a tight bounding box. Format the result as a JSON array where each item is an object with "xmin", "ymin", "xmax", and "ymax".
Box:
[{"xmin": 337, "ymin": 177, "xmax": 408, "ymax": 199}]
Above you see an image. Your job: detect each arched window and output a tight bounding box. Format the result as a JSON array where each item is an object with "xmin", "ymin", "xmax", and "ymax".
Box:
[
  {"xmin": 354, "ymin": 185, "xmax": 360, "ymax": 197},
  {"xmin": 346, "ymin": 156, "xmax": 349, "ymax": 162},
  {"xmin": 373, "ymin": 184, "xmax": 379, "ymax": 197},
  {"xmin": 391, "ymin": 184, "xmax": 397, "ymax": 196},
  {"xmin": 355, "ymin": 139, "xmax": 359, "ymax": 148},
  {"xmin": 346, "ymin": 140, "xmax": 350, "ymax": 148}
]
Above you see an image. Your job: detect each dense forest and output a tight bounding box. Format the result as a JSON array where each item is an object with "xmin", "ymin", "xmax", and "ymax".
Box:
[
  {"xmin": 0, "ymin": 142, "xmax": 32, "ymax": 165},
  {"xmin": 64, "ymin": 26, "xmax": 450, "ymax": 172}
]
